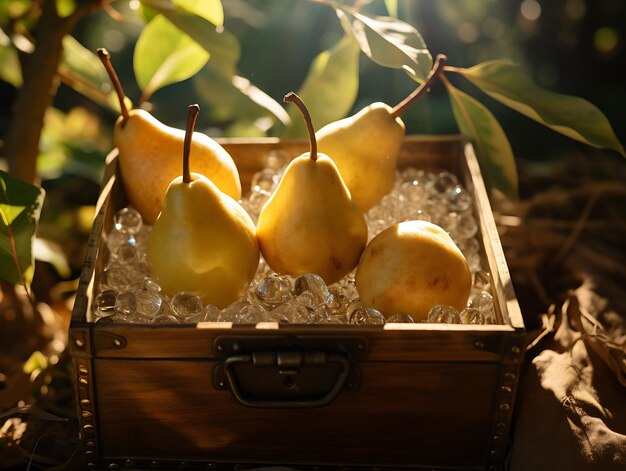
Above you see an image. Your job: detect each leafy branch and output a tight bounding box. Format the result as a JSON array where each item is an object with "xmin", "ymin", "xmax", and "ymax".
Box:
[{"xmin": 315, "ymin": 1, "xmax": 625, "ymax": 198}]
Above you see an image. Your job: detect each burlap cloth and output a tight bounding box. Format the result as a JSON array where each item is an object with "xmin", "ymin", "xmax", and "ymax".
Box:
[{"xmin": 509, "ymin": 283, "xmax": 626, "ymax": 470}]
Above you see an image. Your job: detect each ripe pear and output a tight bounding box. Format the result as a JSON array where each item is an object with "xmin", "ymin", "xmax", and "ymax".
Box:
[
  {"xmin": 316, "ymin": 102, "xmax": 404, "ymax": 212},
  {"xmin": 316, "ymin": 54, "xmax": 448, "ymax": 212},
  {"xmin": 257, "ymin": 93, "xmax": 367, "ymax": 285},
  {"xmin": 98, "ymin": 48, "xmax": 241, "ymax": 225},
  {"xmin": 355, "ymin": 220, "xmax": 471, "ymax": 321},
  {"xmin": 147, "ymin": 105, "xmax": 259, "ymax": 308}
]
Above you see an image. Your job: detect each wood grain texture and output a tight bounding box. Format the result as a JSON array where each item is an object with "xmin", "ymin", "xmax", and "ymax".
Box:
[
  {"xmin": 95, "ymin": 358, "xmax": 498, "ymax": 467},
  {"xmin": 89, "ymin": 324, "xmax": 514, "ymax": 362}
]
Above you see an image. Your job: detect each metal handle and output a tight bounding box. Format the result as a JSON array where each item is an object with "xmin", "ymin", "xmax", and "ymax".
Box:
[{"xmin": 222, "ymin": 351, "xmax": 350, "ymax": 408}]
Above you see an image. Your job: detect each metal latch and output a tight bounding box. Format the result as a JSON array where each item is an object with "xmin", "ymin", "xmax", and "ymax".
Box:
[{"xmin": 213, "ymin": 335, "xmax": 367, "ymax": 408}]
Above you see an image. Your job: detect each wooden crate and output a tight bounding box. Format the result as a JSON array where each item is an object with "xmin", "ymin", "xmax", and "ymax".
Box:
[{"xmin": 69, "ymin": 136, "xmax": 525, "ymax": 470}]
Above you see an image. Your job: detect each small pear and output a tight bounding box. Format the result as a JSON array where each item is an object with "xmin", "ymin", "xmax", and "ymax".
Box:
[
  {"xmin": 98, "ymin": 48, "xmax": 241, "ymax": 224},
  {"xmin": 316, "ymin": 54, "xmax": 447, "ymax": 211},
  {"xmin": 355, "ymin": 220, "xmax": 471, "ymax": 321},
  {"xmin": 147, "ymin": 105, "xmax": 259, "ymax": 308},
  {"xmin": 257, "ymin": 93, "xmax": 368, "ymax": 285}
]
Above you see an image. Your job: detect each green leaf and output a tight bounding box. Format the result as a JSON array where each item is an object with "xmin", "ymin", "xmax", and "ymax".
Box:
[
  {"xmin": 34, "ymin": 238, "xmax": 71, "ymax": 278},
  {"xmin": 330, "ymin": 2, "xmax": 432, "ymax": 82},
  {"xmin": 0, "ymin": 171, "xmax": 45, "ymax": 286},
  {"xmin": 140, "ymin": 0, "xmax": 240, "ymax": 75},
  {"xmin": 452, "ymin": 60, "xmax": 626, "ymax": 156},
  {"xmin": 174, "ymin": 0, "xmax": 223, "ymax": 26},
  {"xmin": 0, "ymin": 44, "xmax": 22, "ymax": 87},
  {"xmin": 55, "ymin": 0, "xmax": 76, "ymax": 17},
  {"xmin": 23, "ymin": 350, "xmax": 48, "ymax": 374},
  {"xmin": 134, "ymin": 14, "xmax": 210, "ymax": 99},
  {"xmin": 194, "ymin": 64, "xmax": 290, "ymax": 129},
  {"xmin": 282, "ymin": 34, "xmax": 360, "ymax": 138},
  {"xmin": 59, "ymin": 36, "xmax": 131, "ymax": 113},
  {"xmin": 384, "ymin": 0, "xmax": 398, "ymax": 17},
  {"xmin": 444, "ymin": 80, "xmax": 518, "ymax": 199}
]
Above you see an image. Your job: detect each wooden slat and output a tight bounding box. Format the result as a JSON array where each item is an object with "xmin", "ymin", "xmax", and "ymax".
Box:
[
  {"xmin": 89, "ymin": 323, "xmax": 513, "ymax": 362},
  {"xmin": 95, "ymin": 358, "xmax": 498, "ymax": 467}
]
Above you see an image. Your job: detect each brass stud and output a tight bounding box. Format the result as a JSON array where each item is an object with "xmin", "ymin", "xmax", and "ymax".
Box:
[
  {"xmin": 113, "ymin": 339, "xmax": 123, "ymax": 347},
  {"xmin": 85, "ymin": 439, "xmax": 95, "ymax": 448},
  {"xmin": 83, "ymin": 424, "xmax": 94, "ymax": 433},
  {"xmin": 511, "ymin": 345, "xmax": 521, "ymax": 355},
  {"xmin": 501, "ymin": 385, "xmax": 512, "ymax": 394},
  {"xmin": 492, "ymin": 435, "xmax": 502, "ymax": 445},
  {"xmin": 82, "ymin": 411, "xmax": 93, "ymax": 418},
  {"xmin": 125, "ymin": 460, "xmax": 136, "ymax": 469},
  {"xmin": 150, "ymin": 461, "xmax": 160, "ymax": 469},
  {"xmin": 503, "ymin": 372, "xmax": 516, "ymax": 382},
  {"xmin": 178, "ymin": 462, "xmax": 190, "ymax": 470},
  {"xmin": 79, "ymin": 377, "xmax": 88, "ymax": 385},
  {"xmin": 85, "ymin": 451, "xmax": 95, "ymax": 458},
  {"xmin": 78, "ymin": 366, "xmax": 89, "ymax": 375},
  {"xmin": 474, "ymin": 340, "xmax": 485, "ymax": 349},
  {"xmin": 205, "ymin": 464, "xmax": 218, "ymax": 471},
  {"xmin": 499, "ymin": 403, "xmax": 510, "ymax": 411},
  {"xmin": 80, "ymin": 399, "xmax": 91, "ymax": 406},
  {"xmin": 216, "ymin": 345, "xmax": 224, "ymax": 352},
  {"xmin": 86, "ymin": 463, "xmax": 96, "ymax": 470},
  {"xmin": 495, "ymin": 422, "xmax": 506, "ymax": 432},
  {"xmin": 109, "ymin": 463, "xmax": 120, "ymax": 470},
  {"xmin": 490, "ymin": 449, "xmax": 499, "ymax": 456},
  {"xmin": 75, "ymin": 338, "xmax": 85, "ymax": 348}
]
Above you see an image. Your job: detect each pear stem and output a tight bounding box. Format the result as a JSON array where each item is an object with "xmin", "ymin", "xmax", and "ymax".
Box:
[
  {"xmin": 183, "ymin": 104, "xmax": 200, "ymax": 184},
  {"xmin": 390, "ymin": 54, "xmax": 448, "ymax": 118},
  {"xmin": 284, "ymin": 92, "xmax": 317, "ymax": 161},
  {"xmin": 97, "ymin": 48, "xmax": 130, "ymax": 124}
]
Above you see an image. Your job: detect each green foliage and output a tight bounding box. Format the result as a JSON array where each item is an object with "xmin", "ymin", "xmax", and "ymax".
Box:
[
  {"xmin": 138, "ymin": 0, "xmax": 286, "ymax": 126},
  {"xmin": 444, "ymin": 80, "xmax": 518, "ymax": 199},
  {"xmin": 141, "ymin": 0, "xmax": 239, "ymax": 74},
  {"xmin": 134, "ymin": 15, "xmax": 210, "ymax": 101},
  {"xmin": 0, "ymin": 171, "xmax": 45, "ymax": 287},
  {"xmin": 329, "ymin": 1, "xmax": 432, "ymax": 83},
  {"xmin": 134, "ymin": 0, "xmax": 224, "ymax": 101},
  {"xmin": 450, "ymin": 61, "xmax": 626, "ymax": 156},
  {"xmin": 0, "ymin": 43, "xmax": 22, "ymax": 87},
  {"xmin": 282, "ymin": 34, "xmax": 360, "ymax": 138},
  {"xmin": 59, "ymin": 36, "xmax": 129, "ymax": 113},
  {"xmin": 55, "ymin": 0, "xmax": 76, "ymax": 18}
]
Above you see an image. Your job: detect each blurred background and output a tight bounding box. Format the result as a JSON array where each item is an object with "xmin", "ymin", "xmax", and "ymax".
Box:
[{"xmin": 0, "ymin": 0, "xmax": 625, "ymax": 468}]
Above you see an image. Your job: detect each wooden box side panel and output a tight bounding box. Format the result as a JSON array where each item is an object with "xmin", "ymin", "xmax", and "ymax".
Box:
[
  {"xmin": 94, "ymin": 358, "xmax": 499, "ymax": 468},
  {"xmin": 220, "ymin": 135, "xmax": 465, "ymax": 194}
]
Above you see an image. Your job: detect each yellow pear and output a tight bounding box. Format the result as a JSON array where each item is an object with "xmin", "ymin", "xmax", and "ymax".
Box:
[
  {"xmin": 355, "ymin": 220, "xmax": 471, "ymax": 321},
  {"xmin": 316, "ymin": 54, "xmax": 448, "ymax": 211},
  {"xmin": 257, "ymin": 93, "xmax": 367, "ymax": 285},
  {"xmin": 98, "ymin": 48, "xmax": 241, "ymax": 225},
  {"xmin": 316, "ymin": 102, "xmax": 404, "ymax": 212},
  {"xmin": 147, "ymin": 105, "xmax": 259, "ymax": 308}
]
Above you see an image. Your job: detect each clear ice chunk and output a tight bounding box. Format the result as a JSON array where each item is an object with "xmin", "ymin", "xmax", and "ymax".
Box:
[
  {"xmin": 386, "ymin": 313, "xmax": 415, "ymax": 323},
  {"xmin": 115, "ymin": 291, "xmax": 136, "ymax": 316},
  {"xmin": 293, "ymin": 273, "xmax": 331, "ymax": 308},
  {"xmin": 254, "ymin": 274, "xmax": 292, "ymax": 307},
  {"xmin": 114, "ymin": 208, "xmax": 143, "ymax": 234},
  {"xmin": 349, "ymin": 307, "xmax": 386, "ymax": 325},
  {"xmin": 427, "ymin": 305, "xmax": 461, "ymax": 324},
  {"xmin": 170, "ymin": 292, "xmax": 203, "ymax": 319}
]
